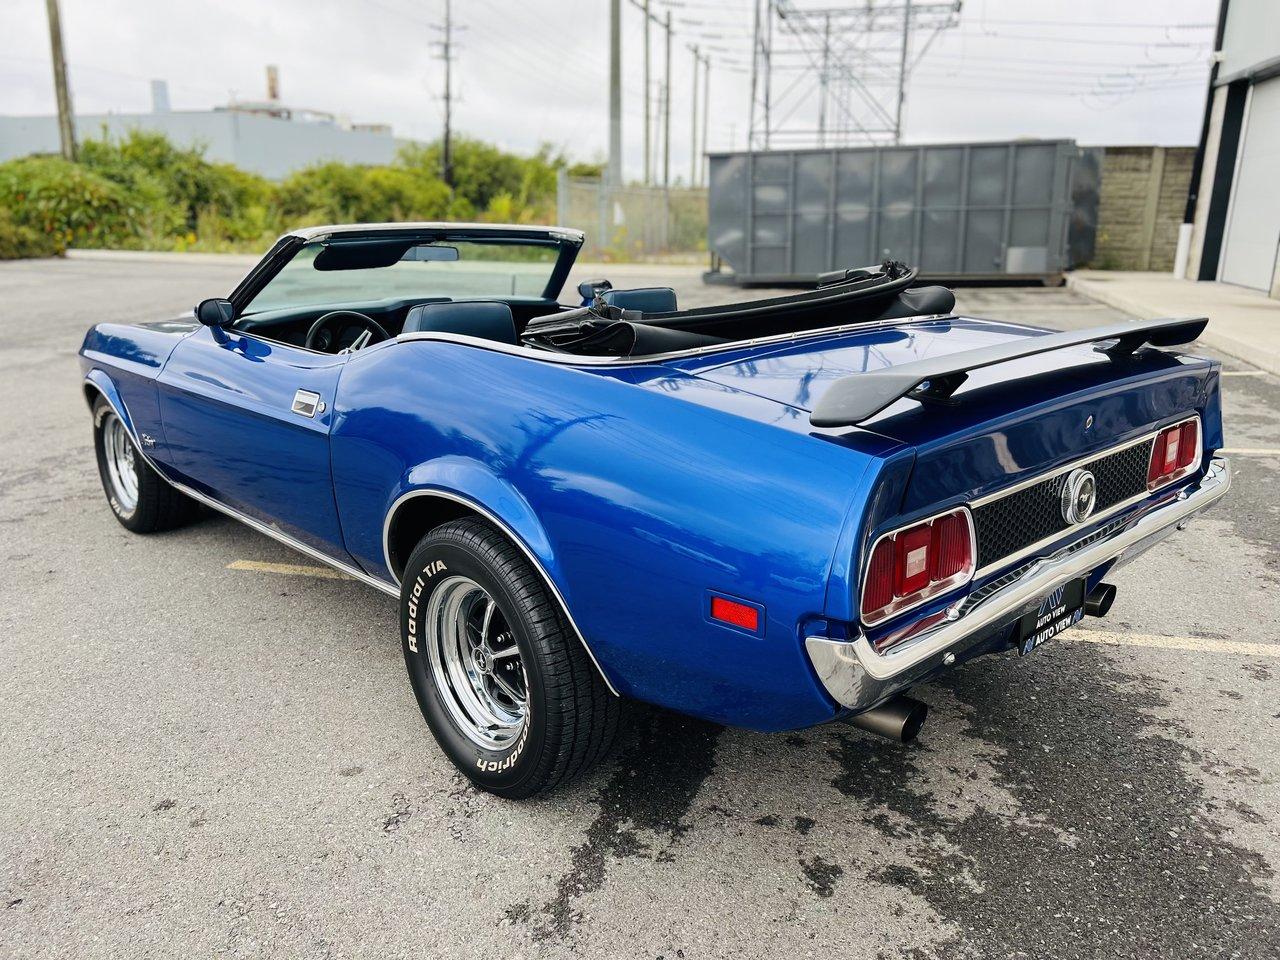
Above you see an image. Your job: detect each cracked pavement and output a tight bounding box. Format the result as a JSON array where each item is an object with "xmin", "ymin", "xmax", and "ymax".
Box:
[{"xmin": 1, "ymin": 255, "xmax": 1277, "ymax": 958}]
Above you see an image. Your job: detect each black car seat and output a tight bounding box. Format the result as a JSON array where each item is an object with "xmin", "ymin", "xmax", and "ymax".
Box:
[{"xmin": 601, "ymin": 287, "xmax": 678, "ymax": 314}]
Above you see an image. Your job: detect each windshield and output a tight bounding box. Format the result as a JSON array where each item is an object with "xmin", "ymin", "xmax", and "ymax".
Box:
[{"xmin": 243, "ymin": 237, "xmax": 563, "ymax": 313}]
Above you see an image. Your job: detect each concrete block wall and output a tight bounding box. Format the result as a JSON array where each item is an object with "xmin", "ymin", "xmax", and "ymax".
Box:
[{"xmin": 1091, "ymin": 146, "xmax": 1196, "ymax": 271}]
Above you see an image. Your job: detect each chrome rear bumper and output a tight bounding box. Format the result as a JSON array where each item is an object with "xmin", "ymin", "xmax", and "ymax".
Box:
[{"xmin": 806, "ymin": 457, "xmax": 1231, "ymax": 712}]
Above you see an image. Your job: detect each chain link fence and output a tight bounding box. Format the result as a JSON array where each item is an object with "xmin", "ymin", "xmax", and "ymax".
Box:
[{"xmin": 556, "ymin": 172, "xmax": 707, "ymax": 260}]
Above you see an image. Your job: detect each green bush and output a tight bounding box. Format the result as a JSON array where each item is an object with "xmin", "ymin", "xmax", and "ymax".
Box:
[
  {"xmin": 0, "ymin": 130, "xmax": 608, "ymax": 259},
  {"xmin": 275, "ymin": 162, "xmax": 452, "ymax": 224},
  {"xmin": 80, "ymin": 130, "xmax": 276, "ymax": 245},
  {"xmin": 0, "ymin": 155, "xmax": 137, "ymax": 249},
  {"xmin": 398, "ymin": 137, "xmax": 563, "ymax": 220},
  {"xmin": 0, "ymin": 206, "xmax": 64, "ymax": 258}
]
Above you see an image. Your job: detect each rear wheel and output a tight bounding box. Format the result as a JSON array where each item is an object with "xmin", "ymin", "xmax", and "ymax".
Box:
[
  {"xmin": 92, "ymin": 395, "xmax": 195, "ymax": 533},
  {"xmin": 400, "ymin": 518, "xmax": 620, "ymax": 798}
]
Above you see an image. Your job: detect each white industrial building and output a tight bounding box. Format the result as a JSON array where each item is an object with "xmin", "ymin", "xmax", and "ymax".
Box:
[
  {"xmin": 1183, "ymin": 0, "xmax": 1280, "ymax": 298},
  {"xmin": 0, "ymin": 70, "xmax": 404, "ymax": 180}
]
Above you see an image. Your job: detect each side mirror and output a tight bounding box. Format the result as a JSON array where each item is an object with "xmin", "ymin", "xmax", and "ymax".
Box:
[{"xmin": 195, "ymin": 298, "xmax": 235, "ymax": 327}]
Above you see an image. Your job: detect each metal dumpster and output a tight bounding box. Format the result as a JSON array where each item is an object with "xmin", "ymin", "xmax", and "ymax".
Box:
[{"xmin": 706, "ymin": 140, "xmax": 1082, "ymax": 285}]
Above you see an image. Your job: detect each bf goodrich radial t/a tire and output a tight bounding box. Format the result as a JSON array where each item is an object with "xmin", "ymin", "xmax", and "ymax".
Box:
[
  {"xmin": 92, "ymin": 395, "xmax": 196, "ymax": 534},
  {"xmin": 400, "ymin": 518, "xmax": 620, "ymax": 798}
]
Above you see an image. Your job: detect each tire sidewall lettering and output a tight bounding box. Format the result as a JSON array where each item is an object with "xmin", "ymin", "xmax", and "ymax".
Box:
[{"xmin": 400, "ymin": 539, "xmax": 545, "ymax": 792}]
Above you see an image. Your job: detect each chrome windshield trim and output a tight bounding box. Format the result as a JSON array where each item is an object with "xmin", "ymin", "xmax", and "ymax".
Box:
[
  {"xmin": 287, "ymin": 222, "xmax": 585, "ymax": 242},
  {"xmin": 807, "ymin": 457, "xmax": 1231, "ymax": 709}
]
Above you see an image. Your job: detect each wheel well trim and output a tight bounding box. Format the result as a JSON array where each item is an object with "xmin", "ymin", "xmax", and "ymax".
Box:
[
  {"xmin": 84, "ymin": 374, "xmax": 153, "ymax": 469},
  {"xmin": 382, "ymin": 487, "xmax": 620, "ymax": 697},
  {"xmin": 84, "ymin": 369, "xmax": 134, "ymax": 431}
]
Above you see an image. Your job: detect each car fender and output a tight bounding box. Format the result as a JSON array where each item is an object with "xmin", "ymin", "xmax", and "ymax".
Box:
[
  {"xmin": 381, "ymin": 456, "xmax": 620, "ymax": 695},
  {"xmin": 83, "ymin": 368, "xmax": 132, "ymax": 430}
]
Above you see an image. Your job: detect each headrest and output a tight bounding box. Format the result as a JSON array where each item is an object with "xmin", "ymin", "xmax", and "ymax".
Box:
[
  {"xmin": 601, "ymin": 287, "xmax": 677, "ymax": 314},
  {"xmin": 402, "ymin": 300, "xmax": 518, "ymax": 344}
]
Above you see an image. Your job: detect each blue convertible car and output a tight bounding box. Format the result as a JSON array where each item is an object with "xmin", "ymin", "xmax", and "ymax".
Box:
[{"xmin": 80, "ymin": 222, "xmax": 1231, "ymax": 797}]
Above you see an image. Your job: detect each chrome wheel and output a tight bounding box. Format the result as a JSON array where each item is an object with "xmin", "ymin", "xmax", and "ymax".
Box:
[
  {"xmin": 424, "ymin": 576, "xmax": 529, "ymax": 750},
  {"xmin": 102, "ymin": 412, "xmax": 139, "ymax": 513}
]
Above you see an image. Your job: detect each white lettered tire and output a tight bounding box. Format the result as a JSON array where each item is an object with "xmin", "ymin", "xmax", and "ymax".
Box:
[
  {"xmin": 400, "ymin": 518, "xmax": 620, "ymax": 798},
  {"xmin": 92, "ymin": 396, "xmax": 195, "ymax": 533}
]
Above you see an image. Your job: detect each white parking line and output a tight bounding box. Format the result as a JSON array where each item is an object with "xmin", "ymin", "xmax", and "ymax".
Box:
[
  {"xmin": 1068, "ymin": 629, "xmax": 1279, "ymax": 658},
  {"xmin": 1218, "ymin": 447, "xmax": 1280, "ymax": 456},
  {"xmin": 1220, "ymin": 370, "xmax": 1270, "ymax": 377},
  {"xmin": 226, "ymin": 559, "xmax": 350, "ymax": 580}
]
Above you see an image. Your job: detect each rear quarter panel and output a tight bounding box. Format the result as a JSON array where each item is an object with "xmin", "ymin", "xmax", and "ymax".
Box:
[{"xmin": 331, "ymin": 340, "xmax": 891, "ymax": 729}]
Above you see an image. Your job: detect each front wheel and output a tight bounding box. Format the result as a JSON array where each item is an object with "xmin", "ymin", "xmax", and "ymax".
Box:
[
  {"xmin": 92, "ymin": 396, "xmax": 195, "ymax": 533},
  {"xmin": 400, "ymin": 518, "xmax": 620, "ymax": 798}
]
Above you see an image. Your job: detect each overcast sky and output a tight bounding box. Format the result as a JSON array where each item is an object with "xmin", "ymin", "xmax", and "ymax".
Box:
[{"xmin": 1, "ymin": 0, "xmax": 1218, "ymax": 180}]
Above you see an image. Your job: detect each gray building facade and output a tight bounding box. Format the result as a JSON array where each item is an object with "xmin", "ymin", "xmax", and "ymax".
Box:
[{"xmin": 0, "ymin": 109, "xmax": 398, "ymax": 180}]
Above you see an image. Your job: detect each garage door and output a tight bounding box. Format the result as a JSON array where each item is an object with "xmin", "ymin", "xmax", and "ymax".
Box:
[{"xmin": 1221, "ymin": 77, "xmax": 1280, "ymax": 291}]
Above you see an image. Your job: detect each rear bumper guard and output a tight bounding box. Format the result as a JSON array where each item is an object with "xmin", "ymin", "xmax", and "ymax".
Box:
[{"xmin": 806, "ymin": 456, "xmax": 1232, "ymax": 712}]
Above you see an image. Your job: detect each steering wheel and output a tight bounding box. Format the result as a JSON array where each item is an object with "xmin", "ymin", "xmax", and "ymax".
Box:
[{"xmin": 305, "ymin": 310, "xmax": 391, "ymax": 354}]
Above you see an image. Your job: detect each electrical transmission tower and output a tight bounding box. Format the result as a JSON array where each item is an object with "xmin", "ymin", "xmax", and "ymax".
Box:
[{"xmin": 748, "ymin": 0, "xmax": 962, "ymax": 150}]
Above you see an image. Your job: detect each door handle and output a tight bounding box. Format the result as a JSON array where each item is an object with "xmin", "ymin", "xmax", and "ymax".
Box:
[{"xmin": 291, "ymin": 389, "xmax": 325, "ymax": 418}]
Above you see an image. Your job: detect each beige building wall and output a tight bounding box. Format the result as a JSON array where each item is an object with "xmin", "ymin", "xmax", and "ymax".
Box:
[{"xmin": 1091, "ymin": 146, "xmax": 1196, "ymax": 272}]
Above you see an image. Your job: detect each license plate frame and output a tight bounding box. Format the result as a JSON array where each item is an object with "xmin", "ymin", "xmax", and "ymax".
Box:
[{"xmin": 1016, "ymin": 577, "xmax": 1087, "ymax": 656}]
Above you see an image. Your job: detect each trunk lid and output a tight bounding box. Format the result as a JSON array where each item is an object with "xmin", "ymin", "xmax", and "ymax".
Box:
[{"xmin": 673, "ymin": 316, "xmax": 1219, "ymax": 510}]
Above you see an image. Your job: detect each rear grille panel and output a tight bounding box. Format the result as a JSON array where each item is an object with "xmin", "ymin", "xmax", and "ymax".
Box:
[{"xmin": 971, "ymin": 438, "xmax": 1154, "ymax": 571}]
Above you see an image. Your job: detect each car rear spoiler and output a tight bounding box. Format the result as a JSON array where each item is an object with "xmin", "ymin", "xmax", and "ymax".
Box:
[{"xmin": 809, "ymin": 316, "xmax": 1209, "ymax": 428}]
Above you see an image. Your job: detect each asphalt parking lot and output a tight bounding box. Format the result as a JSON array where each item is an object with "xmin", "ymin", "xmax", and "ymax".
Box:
[{"xmin": 2, "ymin": 253, "xmax": 1278, "ymax": 959}]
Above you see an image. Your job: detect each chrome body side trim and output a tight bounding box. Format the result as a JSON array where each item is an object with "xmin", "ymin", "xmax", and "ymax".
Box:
[
  {"xmin": 88, "ymin": 376, "xmax": 621, "ymax": 697},
  {"xmin": 86, "ymin": 378, "xmax": 398, "ymax": 597},
  {"xmin": 807, "ymin": 457, "xmax": 1231, "ymax": 712},
  {"xmin": 382, "ymin": 489, "xmax": 621, "ymax": 697}
]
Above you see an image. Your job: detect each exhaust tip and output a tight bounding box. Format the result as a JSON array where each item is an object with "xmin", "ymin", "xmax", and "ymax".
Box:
[
  {"xmin": 1085, "ymin": 582, "xmax": 1117, "ymax": 618},
  {"xmin": 847, "ymin": 695, "xmax": 929, "ymax": 743}
]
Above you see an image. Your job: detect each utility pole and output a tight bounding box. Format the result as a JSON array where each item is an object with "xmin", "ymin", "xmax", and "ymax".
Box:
[
  {"xmin": 642, "ymin": 0, "xmax": 651, "ymax": 185},
  {"xmin": 764, "ymin": 0, "xmax": 773, "ymax": 149},
  {"xmin": 607, "ymin": 0, "xmax": 622, "ymax": 189},
  {"xmin": 654, "ymin": 81, "xmax": 665, "ymax": 181},
  {"xmin": 662, "ymin": 11, "xmax": 672, "ymax": 189},
  {"xmin": 44, "ymin": 0, "xmax": 76, "ymax": 161},
  {"xmin": 818, "ymin": 12, "xmax": 831, "ymax": 147},
  {"xmin": 748, "ymin": 0, "xmax": 760, "ymax": 151},
  {"xmin": 432, "ymin": 0, "xmax": 457, "ymax": 187},
  {"xmin": 700, "ymin": 54, "xmax": 710, "ymax": 187},
  {"xmin": 895, "ymin": 0, "xmax": 912, "ymax": 144},
  {"xmin": 689, "ymin": 45, "xmax": 699, "ymax": 186}
]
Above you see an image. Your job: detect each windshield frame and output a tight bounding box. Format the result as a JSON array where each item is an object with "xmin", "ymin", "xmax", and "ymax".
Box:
[{"xmin": 228, "ymin": 224, "xmax": 583, "ymax": 318}]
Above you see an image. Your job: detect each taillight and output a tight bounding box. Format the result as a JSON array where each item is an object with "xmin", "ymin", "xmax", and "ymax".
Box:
[
  {"xmin": 1148, "ymin": 417, "xmax": 1200, "ymax": 491},
  {"xmin": 861, "ymin": 507, "xmax": 974, "ymax": 626},
  {"xmin": 895, "ymin": 524, "xmax": 933, "ymax": 596}
]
